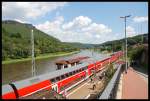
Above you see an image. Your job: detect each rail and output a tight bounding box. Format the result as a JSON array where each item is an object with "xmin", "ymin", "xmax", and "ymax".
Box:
[{"xmin": 99, "ymin": 63, "xmax": 125, "ymax": 99}]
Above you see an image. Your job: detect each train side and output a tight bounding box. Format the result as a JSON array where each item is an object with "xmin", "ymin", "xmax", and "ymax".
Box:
[{"xmin": 2, "ymin": 51, "xmax": 123, "ymax": 99}]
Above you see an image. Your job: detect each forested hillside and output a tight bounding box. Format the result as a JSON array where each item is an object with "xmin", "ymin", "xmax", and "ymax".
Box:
[
  {"xmin": 2, "ymin": 20, "xmax": 148, "ymax": 63},
  {"xmin": 2, "ymin": 20, "xmax": 78, "ymax": 60},
  {"xmin": 63, "ymin": 42, "xmax": 95, "ymax": 49},
  {"xmin": 94, "ymin": 33, "xmax": 148, "ymax": 52},
  {"xmin": 93, "ymin": 33, "xmax": 148, "ymax": 68}
]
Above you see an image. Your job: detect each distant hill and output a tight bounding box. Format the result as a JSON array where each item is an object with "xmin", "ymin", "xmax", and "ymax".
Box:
[
  {"xmin": 63, "ymin": 42, "xmax": 95, "ymax": 49},
  {"xmin": 94, "ymin": 33, "xmax": 148, "ymax": 52},
  {"xmin": 2, "ymin": 20, "xmax": 78, "ymax": 60},
  {"xmin": 2, "ymin": 20, "xmax": 148, "ymax": 60}
]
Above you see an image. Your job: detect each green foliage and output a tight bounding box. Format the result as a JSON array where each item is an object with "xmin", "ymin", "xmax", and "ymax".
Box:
[
  {"xmin": 128, "ymin": 44, "xmax": 148, "ymax": 71},
  {"xmin": 2, "ymin": 20, "xmax": 78, "ymax": 60},
  {"xmin": 10, "ymin": 32, "xmax": 22, "ymax": 38},
  {"xmin": 105, "ymin": 63, "xmax": 115, "ymax": 79},
  {"xmin": 94, "ymin": 33, "xmax": 148, "ymax": 52},
  {"xmin": 142, "ymin": 63, "xmax": 148, "ymax": 69},
  {"xmin": 128, "ymin": 46, "xmax": 145, "ymax": 61},
  {"xmin": 2, "ymin": 49, "xmax": 7, "ymax": 60}
]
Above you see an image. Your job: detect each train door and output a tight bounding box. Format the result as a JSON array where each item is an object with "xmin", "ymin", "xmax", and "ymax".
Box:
[
  {"xmin": 86, "ymin": 69, "xmax": 89, "ymax": 78},
  {"xmin": 52, "ymin": 84, "xmax": 58, "ymax": 93}
]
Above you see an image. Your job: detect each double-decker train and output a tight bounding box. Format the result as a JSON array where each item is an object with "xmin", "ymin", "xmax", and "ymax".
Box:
[{"xmin": 2, "ymin": 51, "xmax": 123, "ymax": 99}]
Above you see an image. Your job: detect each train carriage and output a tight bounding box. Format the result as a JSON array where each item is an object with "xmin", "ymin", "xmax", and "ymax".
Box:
[
  {"xmin": 2, "ymin": 84, "xmax": 17, "ymax": 99},
  {"xmin": 2, "ymin": 51, "xmax": 123, "ymax": 99}
]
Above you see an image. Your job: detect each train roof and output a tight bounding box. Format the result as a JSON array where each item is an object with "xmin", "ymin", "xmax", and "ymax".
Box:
[
  {"xmin": 2, "ymin": 62, "xmax": 89, "ymax": 90},
  {"xmin": 2, "ymin": 84, "xmax": 14, "ymax": 94}
]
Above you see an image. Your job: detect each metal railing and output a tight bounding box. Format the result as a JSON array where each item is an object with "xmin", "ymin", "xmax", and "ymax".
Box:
[{"xmin": 99, "ymin": 63, "xmax": 125, "ymax": 99}]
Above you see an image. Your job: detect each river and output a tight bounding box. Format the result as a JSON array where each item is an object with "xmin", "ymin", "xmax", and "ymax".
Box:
[{"xmin": 2, "ymin": 50, "xmax": 95, "ymax": 85}]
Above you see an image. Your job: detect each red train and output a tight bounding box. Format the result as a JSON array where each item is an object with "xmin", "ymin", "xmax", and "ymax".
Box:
[{"xmin": 2, "ymin": 51, "xmax": 123, "ymax": 99}]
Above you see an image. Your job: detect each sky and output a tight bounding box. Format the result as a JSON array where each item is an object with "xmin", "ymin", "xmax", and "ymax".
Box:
[{"xmin": 2, "ymin": 2, "xmax": 148, "ymax": 44}]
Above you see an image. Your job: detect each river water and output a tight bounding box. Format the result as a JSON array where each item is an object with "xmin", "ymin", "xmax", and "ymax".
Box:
[{"xmin": 2, "ymin": 50, "xmax": 95, "ymax": 85}]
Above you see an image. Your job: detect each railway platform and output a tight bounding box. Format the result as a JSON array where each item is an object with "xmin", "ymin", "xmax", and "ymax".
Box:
[
  {"xmin": 66, "ymin": 68, "xmax": 107, "ymax": 99},
  {"xmin": 122, "ymin": 67, "xmax": 148, "ymax": 99}
]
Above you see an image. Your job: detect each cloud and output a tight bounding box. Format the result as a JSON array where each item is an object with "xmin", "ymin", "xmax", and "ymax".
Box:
[
  {"xmin": 36, "ymin": 15, "xmax": 113, "ymax": 44},
  {"xmin": 35, "ymin": 16, "xmax": 64, "ymax": 35},
  {"xmin": 126, "ymin": 26, "xmax": 136, "ymax": 37},
  {"xmin": 62, "ymin": 16, "xmax": 92, "ymax": 30},
  {"xmin": 2, "ymin": 2, "xmax": 67, "ymax": 20},
  {"xmin": 82, "ymin": 23, "xmax": 112, "ymax": 34},
  {"xmin": 133, "ymin": 16, "xmax": 148, "ymax": 23}
]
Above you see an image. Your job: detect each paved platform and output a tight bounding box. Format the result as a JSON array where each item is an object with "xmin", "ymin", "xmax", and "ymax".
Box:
[
  {"xmin": 122, "ymin": 67, "xmax": 148, "ymax": 99},
  {"xmin": 66, "ymin": 78, "xmax": 104, "ymax": 99},
  {"xmin": 66, "ymin": 69, "xmax": 106, "ymax": 99}
]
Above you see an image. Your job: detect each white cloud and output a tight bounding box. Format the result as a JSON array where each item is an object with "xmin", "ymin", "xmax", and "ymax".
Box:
[
  {"xmin": 95, "ymin": 34, "xmax": 101, "ymax": 38},
  {"xmin": 35, "ymin": 16, "xmax": 64, "ymax": 36},
  {"xmin": 126, "ymin": 26, "xmax": 136, "ymax": 37},
  {"xmin": 36, "ymin": 16, "xmax": 113, "ymax": 44},
  {"xmin": 133, "ymin": 16, "xmax": 148, "ymax": 23},
  {"xmin": 2, "ymin": 2, "xmax": 67, "ymax": 20},
  {"xmin": 62, "ymin": 16, "xmax": 92, "ymax": 30},
  {"xmin": 82, "ymin": 23, "xmax": 112, "ymax": 34}
]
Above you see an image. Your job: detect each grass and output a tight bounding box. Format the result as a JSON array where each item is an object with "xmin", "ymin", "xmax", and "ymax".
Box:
[{"xmin": 2, "ymin": 51, "xmax": 79, "ymax": 65}]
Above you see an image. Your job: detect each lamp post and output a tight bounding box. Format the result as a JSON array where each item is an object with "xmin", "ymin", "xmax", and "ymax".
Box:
[
  {"xmin": 141, "ymin": 23, "xmax": 143, "ymax": 44},
  {"xmin": 120, "ymin": 15, "xmax": 131, "ymax": 73},
  {"xmin": 31, "ymin": 29, "xmax": 36, "ymax": 76}
]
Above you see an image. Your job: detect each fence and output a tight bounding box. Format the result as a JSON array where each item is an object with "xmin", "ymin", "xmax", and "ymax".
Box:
[{"xmin": 99, "ymin": 63, "xmax": 125, "ymax": 99}]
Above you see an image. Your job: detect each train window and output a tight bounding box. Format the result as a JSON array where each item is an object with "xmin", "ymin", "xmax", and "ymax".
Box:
[
  {"xmin": 73, "ymin": 71, "xmax": 76, "ymax": 74},
  {"xmin": 84, "ymin": 66, "xmax": 87, "ymax": 69},
  {"xmin": 64, "ymin": 64, "xmax": 68, "ymax": 68},
  {"xmin": 50, "ymin": 78, "xmax": 56, "ymax": 83},
  {"xmin": 69, "ymin": 72, "xmax": 72, "ymax": 76},
  {"xmin": 79, "ymin": 69, "xmax": 81, "ymax": 72},
  {"xmin": 56, "ymin": 77, "xmax": 60, "ymax": 81},
  {"xmin": 61, "ymin": 75, "xmax": 65, "ymax": 79},
  {"xmin": 65, "ymin": 73, "xmax": 69, "ymax": 77}
]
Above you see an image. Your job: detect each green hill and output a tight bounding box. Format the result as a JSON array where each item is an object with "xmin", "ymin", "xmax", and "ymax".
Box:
[
  {"xmin": 63, "ymin": 42, "xmax": 95, "ymax": 49},
  {"xmin": 2, "ymin": 20, "xmax": 78, "ymax": 60},
  {"xmin": 94, "ymin": 33, "xmax": 148, "ymax": 52},
  {"xmin": 2, "ymin": 20, "xmax": 148, "ymax": 62}
]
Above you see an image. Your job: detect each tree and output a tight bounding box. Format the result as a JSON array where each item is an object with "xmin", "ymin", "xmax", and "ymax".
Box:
[
  {"xmin": 2, "ymin": 49, "xmax": 7, "ymax": 60},
  {"xmin": 128, "ymin": 46, "xmax": 144, "ymax": 64},
  {"xmin": 10, "ymin": 33, "xmax": 22, "ymax": 38}
]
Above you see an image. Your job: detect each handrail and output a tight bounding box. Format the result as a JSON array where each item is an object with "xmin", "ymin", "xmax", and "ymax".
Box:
[{"xmin": 99, "ymin": 63, "xmax": 123, "ymax": 99}]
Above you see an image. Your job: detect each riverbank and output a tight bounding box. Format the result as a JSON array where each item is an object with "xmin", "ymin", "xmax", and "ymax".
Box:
[{"xmin": 2, "ymin": 51, "xmax": 79, "ymax": 65}]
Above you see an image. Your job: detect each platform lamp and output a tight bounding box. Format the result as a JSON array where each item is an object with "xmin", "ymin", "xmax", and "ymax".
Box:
[{"xmin": 120, "ymin": 15, "xmax": 131, "ymax": 73}]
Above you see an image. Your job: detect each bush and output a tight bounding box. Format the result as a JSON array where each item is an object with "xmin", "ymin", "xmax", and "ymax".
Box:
[
  {"xmin": 105, "ymin": 63, "xmax": 115, "ymax": 80},
  {"xmin": 128, "ymin": 46, "xmax": 144, "ymax": 61}
]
